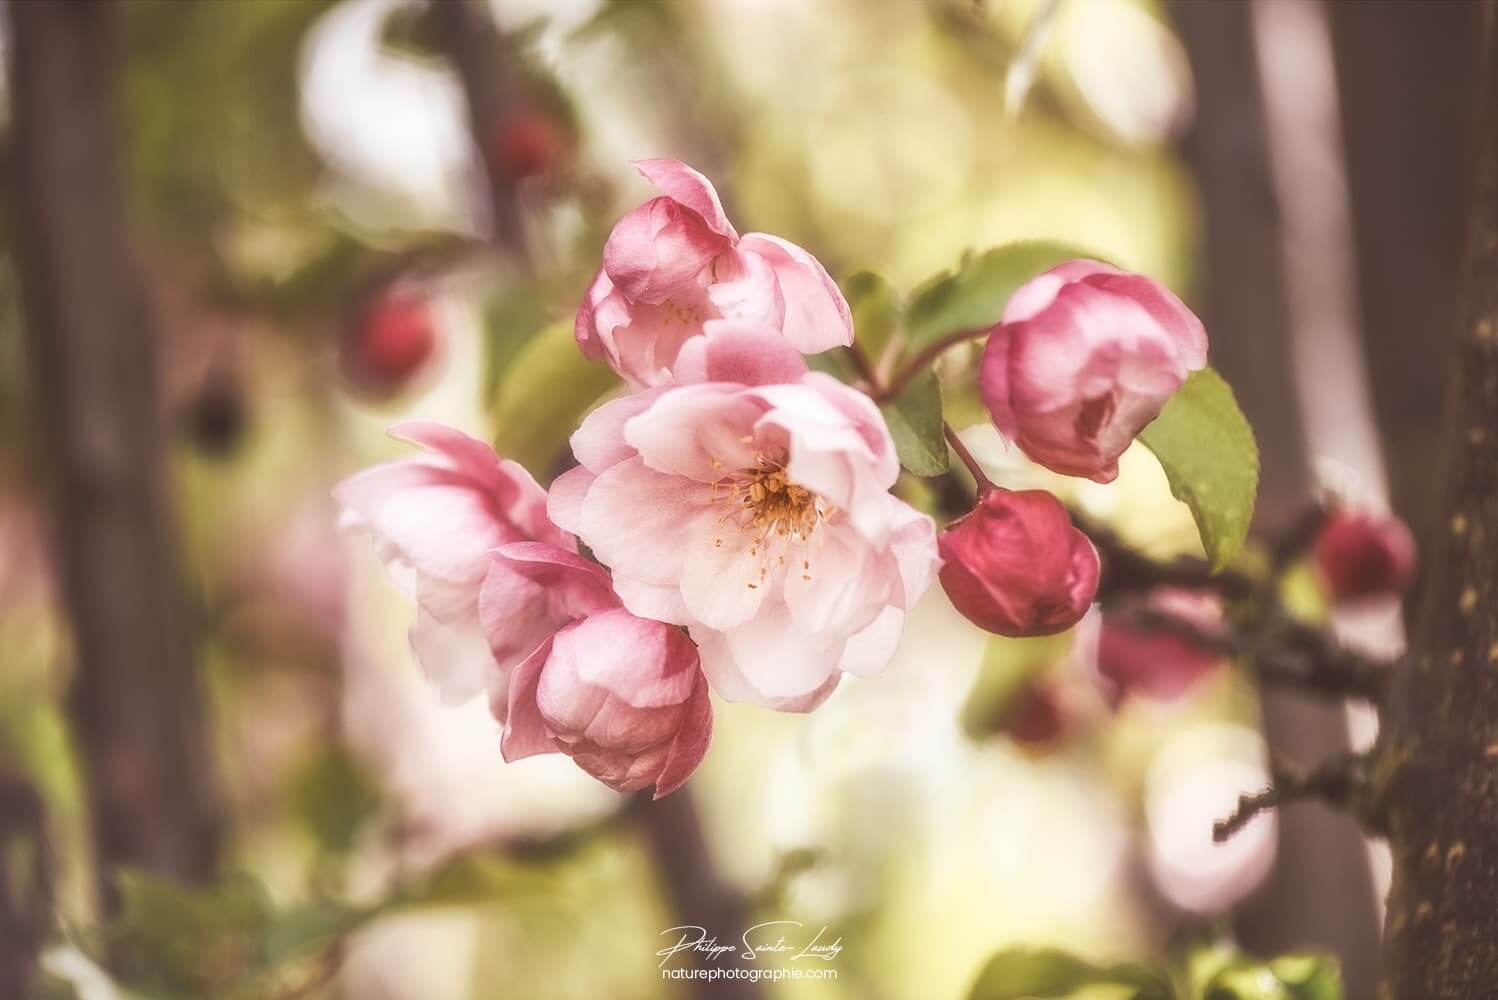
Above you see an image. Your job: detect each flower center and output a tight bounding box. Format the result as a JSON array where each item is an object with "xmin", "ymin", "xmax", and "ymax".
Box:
[{"xmin": 710, "ymin": 459, "xmax": 827, "ymax": 588}]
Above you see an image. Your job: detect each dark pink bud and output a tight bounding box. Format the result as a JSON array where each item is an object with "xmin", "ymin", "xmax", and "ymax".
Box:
[
  {"xmin": 938, "ymin": 488, "xmax": 1099, "ymax": 638},
  {"xmin": 1000, "ymin": 679, "xmax": 1073, "ymax": 747},
  {"xmin": 1313, "ymin": 508, "xmax": 1416, "ymax": 604},
  {"xmin": 1097, "ymin": 589, "xmax": 1223, "ymax": 703},
  {"xmin": 491, "ymin": 110, "xmax": 567, "ymax": 180},
  {"xmin": 343, "ymin": 293, "xmax": 437, "ymax": 397}
]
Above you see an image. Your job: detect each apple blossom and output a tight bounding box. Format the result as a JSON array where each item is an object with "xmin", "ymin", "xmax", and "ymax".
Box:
[
  {"xmin": 550, "ymin": 321, "xmax": 938, "ymax": 711},
  {"xmin": 1096, "ymin": 588, "xmax": 1224, "ymax": 702},
  {"xmin": 503, "ymin": 606, "xmax": 711, "ymax": 797},
  {"xmin": 575, "ymin": 159, "xmax": 853, "ymax": 387},
  {"xmin": 937, "ymin": 487, "xmax": 1099, "ymax": 638},
  {"xmin": 978, "ymin": 260, "xmax": 1207, "ymax": 483},
  {"xmin": 334, "ymin": 421, "xmax": 574, "ymax": 707},
  {"xmin": 1313, "ymin": 507, "xmax": 1416, "ymax": 604}
]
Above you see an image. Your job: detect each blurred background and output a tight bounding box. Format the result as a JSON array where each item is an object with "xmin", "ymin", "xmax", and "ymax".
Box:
[{"xmin": 0, "ymin": 0, "xmax": 1484, "ymax": 997}]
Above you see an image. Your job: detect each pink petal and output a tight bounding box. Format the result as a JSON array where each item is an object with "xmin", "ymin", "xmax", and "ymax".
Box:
[
  {"xmin": 633, "ymin": 158, "xmax": 739, "ymax": 241},
  {"xmin": 570, "ymin": 389, "xmax": 661, "ymax": 473},
  {"xmin": 623, "ymin": 384, "xmax": 763, "ymax": 481},
  {"xmin": 500, "ymin": 638, "xmax": 559, "ymax": 761},
  {"xmin": 680, "ymin": 525, "xmax": 771, "ymax": 631},
  {"xmin": 602, "ymin": 197, "xmax": 730, "ymax": 304},
  {"xmin": 653, "ymin": 675, "xmax": 714, "ymax": 797},
  {"xmin": 409, "ymin": 607, "xmax": 502, "ymax": 705},
  {"xmin": 546, "ymin": 465, "xmax": 594, "ymax": 536},
  {"xmin": 836, "ymin": 606, "xmax": 904, "ymax": 677},
  {"xmin": 612, "ymin": 576, "xmax": 692, "ymax": 626},
  {"xmin": 672, "ymin": 320, "xmax": 810, "ymax": 387},
  {"xmin": 579, "ymin": 458, "xmax": 712, "ymax": 586},
  {"xmin": 737, "ymin": 233, "xmax": 854, "ymax": 352}
]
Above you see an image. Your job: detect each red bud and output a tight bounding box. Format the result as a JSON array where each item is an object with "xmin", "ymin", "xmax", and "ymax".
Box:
[
  {"xmin": 1097, "ymin": 589, "xmax": 1223, "ymax": 703},
  {"xmin": 492, "ymin": 111, "xmax": 565, "ymax": 180},
  {"xmin": 343, "ymin": 293, "xmax": 436, "ymax": 397},
  {"xmin": 938, "ymin": 488, "xmax": 1099, "ymax": 638},
  {"xmin": 1312, "ymin": 508, "xmax": 1416, "ymax": 604}
]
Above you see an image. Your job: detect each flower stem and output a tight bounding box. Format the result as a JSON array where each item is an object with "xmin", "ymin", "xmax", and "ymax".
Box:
[
  {"xmin": 943, "ymin": 423, "xmax": 997, "ymax": 496},
  {"xmin": 879, "ymin": 326, "xmax": 993, "ymax": 403}
]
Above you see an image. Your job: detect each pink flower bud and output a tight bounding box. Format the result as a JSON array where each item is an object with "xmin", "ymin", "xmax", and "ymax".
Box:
[
  {"xmin": 502, "ymin": 608, "xmax": 712, "ymax": 798},
  {"xmin": 938, "ymin": 488, "xmax": 1099, "ymax": 637},
  {"xmin": 978, "ymin": 261, "xmax": 1207, "ymax": 483},
  {"xmin": 1096, "ymin": 589, "xmax": 1224, "ymax": 703},
  {"xmin": 1313, "ymin": 508, "xmax": 1416, "ymax": 604}
]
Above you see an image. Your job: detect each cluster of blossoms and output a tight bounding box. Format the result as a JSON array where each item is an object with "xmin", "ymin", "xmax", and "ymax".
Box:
[{"xmin": 338, "ymin": 159, "xmax": 1244, "ymax": 795}]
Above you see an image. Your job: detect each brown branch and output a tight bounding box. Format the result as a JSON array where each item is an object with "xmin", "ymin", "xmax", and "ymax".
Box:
[
  {"xmin": 7, "ymin": 0, "xmax": 220, "ymax": 906},
  {"xmin": 635, "ymin": 791, "xmax": 764, "ymax": 1000},
  {"xmin": 0, "ymin": 770, "xmax": 52, "ymax": 998},
  {"xmin": 1214, "ymin": 752, "xmax": 1371, "ymax": 843},
  {"xmin": 877, "ymin": 326, "xmax": 991, "ymax": 403},
  {"xmin": 432, "ymin": 0, "xmax": 530, "ymax": 264}
]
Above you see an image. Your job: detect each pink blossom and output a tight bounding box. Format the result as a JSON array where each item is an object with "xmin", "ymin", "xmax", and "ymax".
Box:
[
  {"xmin": 502, "ymin": 607, "xmax": 712, "ymax": 797},
  {"xmin": 1096, "ymin": 588, "xmax": 1224, "ymax": 702},
  {"xmin": 1313, "ymin": 507, "xmax": 1416, "ymax": 604},
  {"xmin": 551, "ymin": 321, "xmax": 938, "ymax": 710},
  {"xmin": 978, "ymin": 260, "xmax": 1207, "ymax": 483},
  {"xmin": 937, "ymin": 487, "xmax": 1099, "ymax": 638},
  {"xmin": 576, "ymin": 159, "xmax": 853, "ymax": 387},
  {"xmin": 335, "ymin": 421, "xmax": 574, "ymax": 707}
]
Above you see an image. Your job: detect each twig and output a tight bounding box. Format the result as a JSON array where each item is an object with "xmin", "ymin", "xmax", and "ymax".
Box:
[
  {"xmin": 944, "ymin": 423, "xmax": 997, "ymax": 496},
  {"xmin": 878, "ymin": 326, "xmax": 991, "ymax": 403},
  {"xmin": 1214, "ymin": 752, "xmax": 1370, "ymax": 843}
]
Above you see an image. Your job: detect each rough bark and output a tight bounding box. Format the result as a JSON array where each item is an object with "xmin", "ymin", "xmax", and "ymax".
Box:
[
  {"xmin": 1379, "ymin": 6, "xmax": 1498, "ymax": 997},
  {"xmin": 1169, "ymin": 4, "xmax": 1382, "ymax": 993},
  {"xmin": 6, "ymin": 0, "xmax": 220, "ymax": 903}
]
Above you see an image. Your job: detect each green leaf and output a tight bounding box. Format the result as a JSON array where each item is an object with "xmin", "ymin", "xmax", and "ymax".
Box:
[
  {"xmin": 1202, "ymin": 954, "xmax": 1342, "ymax": 1000},
  {"xmin": 906, "ymin": 241, "xmax": 1100, "ymax": 348},
  {"xmin": 968, "ymin": 947, "xmax": 1175, "ymax": 1000},
  {"xmin": 287, "ymin": 747, "xmax": 381, "ymax": 855},
  {"xmin": 490, "ymin": 319, "xmax": 620, "ymax": 478},
  {"xmin": 880, "ymin": 369, "xmax": 948, "ymax": 476},
  {"xmin": 1138, "ymin": 367, "xmax": 1259, "ymax": 571},
  {"xmin": 842, "ymin": 270, "xmax": 903, "ymax": 362}
]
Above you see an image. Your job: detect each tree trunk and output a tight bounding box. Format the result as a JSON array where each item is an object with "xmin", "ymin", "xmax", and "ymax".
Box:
[
  {"xmin": 6, "ymin": 0, "xmax": 220, "ymax": 905},
  {"xmin": 1379, "ymin": 5, "xmax": 1498, "ymax": 996},
  {"xmin": 1169, "ymin": 5, "xmax": 1382, "ymax": 994}
]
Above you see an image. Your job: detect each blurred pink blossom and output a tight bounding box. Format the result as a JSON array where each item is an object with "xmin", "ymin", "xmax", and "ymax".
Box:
[
  {"xmin": 576, "ymin": 159, "xmax": 853, "ymax": 387},
  {"xmin": 979, "ymin": 260, "xmax": 1207, "ymax": 482},
  {"xmin": 1096, "ymin": 588, "xmax": 1225, "ymax": 703},
  {"xmin": 1313, "ymin": 506, "xmax": 1416, "ymax": 604},
  {"xmin": 552, "ymin": 321, "xmax": 938, "ymax": 710}
]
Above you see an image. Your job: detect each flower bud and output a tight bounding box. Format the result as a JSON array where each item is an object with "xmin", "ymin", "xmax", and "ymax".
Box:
[
  {"xmin": 978, "ymin": 260, "xmax": 1207, "ymax": 483},
  {"xmin": 491, "ymin": 110, "xmax": 567, "ymax": 180},
  {"xmin": 502, "ymin": 608, "xmax": 712, "ymax": 798},
  {"xmin": 999, "ymin": 678, "xmax": 1074, "ymax": 748},
  {"xmin": 343, "ymin": 292, "xmax": 437, "ymax": 398},
  {"xmin": 938, "ymin": 488, "xmax": 1099, "ymax": 637},
  {"xmin": 1313, "ymin": 508, "xmax": 1416, "ymax": 604},
  {"xmin": 1096, "ymin": 589, "xmax": 1223, "ymax": 703}
]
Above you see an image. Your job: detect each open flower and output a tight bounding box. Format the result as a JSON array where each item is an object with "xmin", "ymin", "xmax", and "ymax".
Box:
[
  {"xmin": 937, "ymin": 487, "xmax": 1099, "ymax": 638},
  {"xmin": 502, "ymin": 606, "xmax": 711, "ymax": 798},
  {"xmin": 335, "ymin": 422, "xmax": 574, "ymax": 707},
  {"xmin": 551, "ymin": 321, "xmax": 938, "ymax": 711},
  {"xmin": 576, "ymin": 159, "xmax": 853, "ymax": 387},
  {"xmin": 978, "ymin": 260, "xmax": 1207, "ymax": 482}
]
